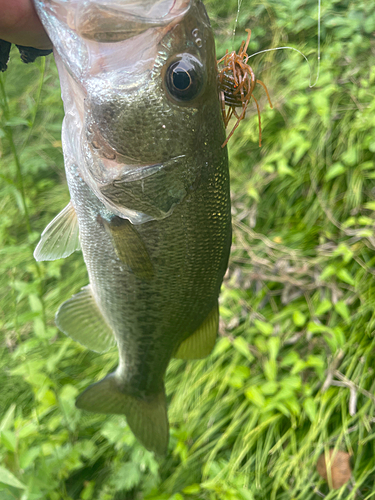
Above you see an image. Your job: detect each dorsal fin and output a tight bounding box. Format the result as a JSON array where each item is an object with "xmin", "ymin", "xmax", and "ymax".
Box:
[{"xmin": 34, "ymin": 201, "xmax": 80, "ymax": 261}]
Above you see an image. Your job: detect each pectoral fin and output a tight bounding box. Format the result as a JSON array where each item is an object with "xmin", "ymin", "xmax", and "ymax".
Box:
[
  {"xmin": 174, "ymin": 303, "xmax": 219, "ymax": 359},
  {"xmin": 101, "ymin": 216, "xmax": 154, "ymax": 280},
  {"xmin": 55, "ymin": 285, "xmax": 116, "ymax": 353},
  {"xmin": 34, "ymin": 201, "xmax": 80, "ymax": 261},
  {"xmin": 76, "ymin": 373, "xmax": 169, "ymax": 455}
]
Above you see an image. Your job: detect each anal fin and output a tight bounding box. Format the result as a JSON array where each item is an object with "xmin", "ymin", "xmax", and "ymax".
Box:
[
  {"xmin": 34, "ymin": 201, "xmax": 80, "ymax": 261},
  {"xmin": 76, "ymin": 373, "xmax": 169, "ymax": 455},
  {"xmin": 55, "ymin": 285, "xmax": 116, "ymax": 353},
  {"xmin": 174, "ymin": 303, "xmax": 219, "ymax": 360}
]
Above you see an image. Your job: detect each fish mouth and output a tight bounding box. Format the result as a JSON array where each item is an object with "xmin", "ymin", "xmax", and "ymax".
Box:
[
  {"xmin": 43, "ymin": 0, "xmax": 192, "ymax": 83},
  {"xmin": 75, "ymin": 0, "xmax": 192, "ymax": 43},
  {"xmin": 75, "ymin": 0, "xmax": 192, "ymax": 79}
]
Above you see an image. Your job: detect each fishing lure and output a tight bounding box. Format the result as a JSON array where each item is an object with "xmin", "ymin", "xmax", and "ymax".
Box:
[{"xmin": 217, "ymin": 29, "xmax": 273, "ymax": 148}]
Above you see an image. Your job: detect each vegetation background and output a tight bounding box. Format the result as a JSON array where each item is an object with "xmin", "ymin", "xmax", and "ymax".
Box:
[{"xmin": 1, "ymin": 0, "xmax": 375, "ymax": 498}]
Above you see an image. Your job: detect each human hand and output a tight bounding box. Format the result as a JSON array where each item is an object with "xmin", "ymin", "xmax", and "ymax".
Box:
[{"xmin": 0, "ymin": 0, "xmax": 52, "ymax": 49}]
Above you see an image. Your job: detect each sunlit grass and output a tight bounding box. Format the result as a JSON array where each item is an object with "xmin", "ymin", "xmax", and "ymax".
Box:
[{"xmin": 1, "ymin": 0, "xmax": 375, "ymax": 498}]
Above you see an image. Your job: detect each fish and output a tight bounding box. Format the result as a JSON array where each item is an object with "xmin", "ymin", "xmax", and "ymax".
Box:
[{"xmin": 33, "ymin": 0, "xmax": 231, "ymax": 455}]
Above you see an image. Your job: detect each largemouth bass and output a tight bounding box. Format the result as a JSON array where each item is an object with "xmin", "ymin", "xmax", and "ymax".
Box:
[{"xmin": 33, "ymin": 0, "xmax": 231, "ymax": 455}]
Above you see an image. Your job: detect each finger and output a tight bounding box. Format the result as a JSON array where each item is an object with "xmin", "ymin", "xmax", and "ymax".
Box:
[{"xmin": 0, "ymin": 0, "xmax": 52, "ymax": 50}]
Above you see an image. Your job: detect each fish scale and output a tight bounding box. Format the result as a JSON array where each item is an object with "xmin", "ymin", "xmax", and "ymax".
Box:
[
  {"xmin": 66, "ymin": 150, "xmax": 230, "ymax": 393},
  {"xmin": 34, "ymin": 0, "xmax": 232, "ymax": 454}
]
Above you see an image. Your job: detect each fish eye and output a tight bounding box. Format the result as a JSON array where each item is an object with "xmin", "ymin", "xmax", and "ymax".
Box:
[{"xmin": 165, "ymin": 54, "xmax": 204, "ymax": 103}]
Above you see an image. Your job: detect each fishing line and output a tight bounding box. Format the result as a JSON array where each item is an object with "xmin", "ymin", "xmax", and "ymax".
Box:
[
  {"xmin": 234, "ymin": 0, "xmax": 321, "ymax": 88},
  {"xmin": 231, "ymin": 0, "xmax": 244, "ymax": 51}
]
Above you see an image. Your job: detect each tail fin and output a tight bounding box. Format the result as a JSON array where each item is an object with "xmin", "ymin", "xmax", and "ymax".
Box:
[{"xmin": 76, "ymin": 373, "xmax": 169, "ymax": 455}]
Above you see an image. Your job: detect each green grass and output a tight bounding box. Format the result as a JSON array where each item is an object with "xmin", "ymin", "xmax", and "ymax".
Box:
[{"xmin": 1, "ymin": 0, "xmax": 375, "ymax": 498}]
